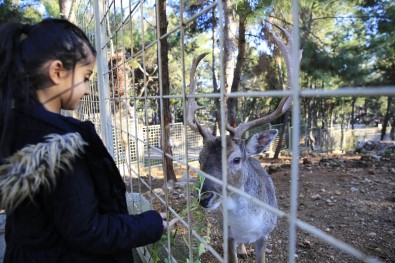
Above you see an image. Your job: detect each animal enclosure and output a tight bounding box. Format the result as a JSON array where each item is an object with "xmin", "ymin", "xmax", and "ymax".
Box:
[{"xmin": 67, "ymin": 0, "xmax": 394, "ymax": 262}]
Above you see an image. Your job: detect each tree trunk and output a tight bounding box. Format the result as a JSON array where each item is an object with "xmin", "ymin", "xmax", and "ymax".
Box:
[
  {"xmin": 307, "ymin": 98, "xmax": 314, "ymax": 150},
  {"xmin": 223, "ymin": 0, "xmax": 237, "ymax": 103},
  {"xmin": 58, "ymin": 0, "xmax": 72, "ymax": 19},
  {"xmin": 241, "ymin": 97, "xmax": 257, "ymax": 123},
  {"xmin": 381, "ymin": 96, "xmax": 393, "ymax": 141},
  {"xmin": 274, "ymin": 110, "xmax": 290, "ymax": 159},
  {"xmin": 212, "ymin": 7, "xmax": 220, "ymax": 135},
  {"xmin": 158, "ymin": 0, "xmax": 176, "ymax": 182},
  {"xmin": 311, "ymin": 97, "xmax": 318, "ymax": 128},
  {"xmin": 227, "ymin": 18, "xmax": 246, "ymax": 127},
  {"xmin": 351, "ymin": 97, "xmax": 356, "ymax": 130}
]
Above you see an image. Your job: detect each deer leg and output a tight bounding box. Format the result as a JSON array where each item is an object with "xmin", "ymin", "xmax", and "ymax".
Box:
[
  {"xmin": 121, "ymin": 131, "xmax": 131, "ymax": 174},
  {"xmin": 254, "ymin": 238, "xmax": 267, "ymax": 263},
  {"xmin": 228, "ymin": 237, "xmax": 238, "ymax": 263},
  {"xmin": 116, "ymin": 108, "xmax": 131, "ymax": 176},
  {"xmin": 122, "ymin": 97, "xmax": 142, "ymax": 176},
  {"xmin": 125, "ymin": 96, "xmax": 134, "ymax": 119},
  {"xmin": 237, "ymin": 243, "xmax": 248, "ymax": 258}
]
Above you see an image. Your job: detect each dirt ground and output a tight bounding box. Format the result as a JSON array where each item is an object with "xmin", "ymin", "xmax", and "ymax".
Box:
[{"xmin": 132, "ymin": 151, "xmax": 395, "ymax": 263}]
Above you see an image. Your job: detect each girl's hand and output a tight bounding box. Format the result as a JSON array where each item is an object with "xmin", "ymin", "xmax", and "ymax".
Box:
[{"xmin": 160, "ymin": 213, "xmax": 178, "ymax": 234}]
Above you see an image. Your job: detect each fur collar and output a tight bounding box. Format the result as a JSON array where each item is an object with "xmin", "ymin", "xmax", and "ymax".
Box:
[{"xmin": 0, "ymin": 133, "xmax": 87, "ymax": 211}]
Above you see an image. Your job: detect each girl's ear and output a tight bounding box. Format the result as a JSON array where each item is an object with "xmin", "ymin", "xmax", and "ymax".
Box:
[{"xmin": 48, "ymin": 60, "xmax": 66, "ymax": 84}]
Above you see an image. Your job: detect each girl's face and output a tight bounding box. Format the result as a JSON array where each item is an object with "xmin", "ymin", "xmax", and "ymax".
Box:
[
  {"xmin": 59, "ymin": 59, "xmax": 96, "ymax": 111},
  {"xmin": 37, "ymin": 56, "xmax": 96, "ymax": 113}
]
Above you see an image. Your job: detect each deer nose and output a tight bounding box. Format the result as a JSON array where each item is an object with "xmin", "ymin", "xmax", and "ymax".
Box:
[{"xmin": 199, "ymin": 192, "xmax": 214, "ymax": 208}]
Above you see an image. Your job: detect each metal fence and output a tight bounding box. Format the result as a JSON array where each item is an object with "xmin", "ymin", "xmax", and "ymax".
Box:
[{"xmin": 68, "ymin": 0, "xmax": 394, "ymax": 262}]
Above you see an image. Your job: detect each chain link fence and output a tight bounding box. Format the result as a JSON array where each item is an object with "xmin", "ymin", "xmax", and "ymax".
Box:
[{"xmin": 67, "ymin": 0, "xmax": 394, "ymax": 262}]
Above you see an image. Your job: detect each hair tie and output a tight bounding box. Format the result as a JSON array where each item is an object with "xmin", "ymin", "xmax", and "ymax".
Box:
[{"xmin": 21, "ymin": 24, "xmax": 32, "ymax": 35}]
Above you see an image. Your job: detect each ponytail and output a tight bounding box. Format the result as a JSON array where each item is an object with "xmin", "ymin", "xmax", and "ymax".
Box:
[{"xmin": 0, "ymin": 22, "xmax": 27, "ymax": 160}]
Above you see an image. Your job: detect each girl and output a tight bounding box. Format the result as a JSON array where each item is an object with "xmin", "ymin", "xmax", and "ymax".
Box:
[{"xmin": 0, "ymin": 18, "xmax": 176, "ymax": 263}]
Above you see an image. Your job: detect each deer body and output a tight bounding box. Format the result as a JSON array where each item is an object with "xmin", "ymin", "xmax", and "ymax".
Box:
[
  {"xmin": 198, "ymin": 132, "xmax": 278, "ymax": 263},
  {"xmin": 226, "ymin": 157, "xmax": 277, "ymax": 243},
  {"xmin": 107, "ymin": 53, "xmax": 137, "ymax": 171}
]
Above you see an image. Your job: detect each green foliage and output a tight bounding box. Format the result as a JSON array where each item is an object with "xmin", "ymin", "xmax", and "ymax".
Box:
[
  {"xmin": 41, "ymin": 0, "xmax": 60, "ymax": 17},
  {"xmin": 358, "ymin": 1, "xmax": 395, "ymax": 85},
  {"xmin": 149, "ymin": 173, "xmax": 211, "ymax": 263},
  {"xmin": 0, "ymin": 0, "xmax": 61, "ymax": 24},
  {"xmin": 0, "ymin": 1, "xmax": 41, "ymax": 24},
  {"xmin": 151, "ymin": 232, "xmax": 179, "ymax": 263},
  {"xmin": 102, "ymin": 0, "xmax": 392, "ymax": 127},
  {"xmin": 179, "ymin": 172, "xmax": 211, "ymax": 262}
]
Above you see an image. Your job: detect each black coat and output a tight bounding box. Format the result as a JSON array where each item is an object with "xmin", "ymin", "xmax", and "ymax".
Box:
[{"xmin": 0, "ymin": 105, "xmax": 163, "ymax": 263}]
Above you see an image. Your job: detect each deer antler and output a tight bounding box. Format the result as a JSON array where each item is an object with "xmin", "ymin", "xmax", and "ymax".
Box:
[
  {"xmin": 187, "ymin": 25, "xmax": 302, "ymax": 140},
  {"xmin": 186, "ymin": 52, "xmax": 214, "ymax": 140},
  {"xmin": 227, "ymin": 24, "xmax": 302, "ymax": 139},
  {"xmin": 226, "ymin": 97, "xmax": 292, "ymax": 138}
]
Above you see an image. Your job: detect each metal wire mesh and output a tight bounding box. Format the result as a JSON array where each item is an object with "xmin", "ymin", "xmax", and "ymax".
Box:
[{"xmin": 68, "ymin": 0, "xmax": 394, "ymax": 262}]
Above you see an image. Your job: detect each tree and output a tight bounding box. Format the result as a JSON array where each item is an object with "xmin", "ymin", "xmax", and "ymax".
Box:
[
  {"xmin": 0, "ymin": 1, "xmax": 25, "ymax": 23},
  {"xmin": 356, "ymin": 0, "xmax": 395, "ymax": 139},
  {"xmin": 41, "ymin": 0, "xmax": 60, "ymax": 18},
  {"xmin": 158, "ymin": 0, "xmax": 177, "ymax": 182},
  {"xmin": 58, "ymin": 0, "xmax": 72, "ymax": 19},
  {"xmin": 0, "ymin": 0, "xmax": 42, "ymax": 24}
]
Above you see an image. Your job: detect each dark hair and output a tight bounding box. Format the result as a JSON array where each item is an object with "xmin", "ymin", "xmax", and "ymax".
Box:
[{"xmin": 0, "ymin": 18, "xmax": 97, "ymax": 159}]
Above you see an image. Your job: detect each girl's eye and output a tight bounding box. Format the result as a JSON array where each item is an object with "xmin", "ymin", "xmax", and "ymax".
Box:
[
  {"xmin": 84, "ymin": 78, "xmax": 90, "ymax": 83},
  {"xmin": 232, "ymin": 157, "xmax": 241, "ymax": 164}
]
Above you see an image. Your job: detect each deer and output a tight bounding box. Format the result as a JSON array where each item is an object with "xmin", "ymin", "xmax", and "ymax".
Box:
[
  {"xmin": 107, "ymin": 52, "xmax": 141, "ymax": 174},
  {"xmin": 187, "ymin": 24, "xmax": 301, "ymax": 263}
]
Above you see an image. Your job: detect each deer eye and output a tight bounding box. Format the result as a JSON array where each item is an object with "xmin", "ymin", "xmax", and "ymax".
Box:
[{"xmin": 232, "ymin": 157, "xmax": 241, "ymax": 164}]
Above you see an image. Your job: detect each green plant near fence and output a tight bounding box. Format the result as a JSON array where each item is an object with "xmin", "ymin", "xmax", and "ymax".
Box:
[{"xmin": 150, "ymin": 173, "xmax": 211, "ymax": 263}]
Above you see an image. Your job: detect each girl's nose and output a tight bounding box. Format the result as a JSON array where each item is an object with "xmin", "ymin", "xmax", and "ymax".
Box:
[{"xmin": 84, "ymin": 86, "xmax": 91, "ymax": 95}]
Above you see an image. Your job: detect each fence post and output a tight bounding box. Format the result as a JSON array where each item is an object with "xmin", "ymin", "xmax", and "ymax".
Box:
[{"xmin": 93, "ymin": 0, "xmax": 114, "ymax": 155}]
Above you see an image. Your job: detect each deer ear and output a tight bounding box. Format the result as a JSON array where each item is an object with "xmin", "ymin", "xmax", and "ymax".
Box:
[{"xmin": 245, "ymin": 129, "xmax": 278, "ymax": 155}]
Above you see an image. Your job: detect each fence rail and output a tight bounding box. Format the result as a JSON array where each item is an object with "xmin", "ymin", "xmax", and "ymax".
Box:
[{"xmin": 66, "ymin": 117, "xmax": 388, "ymax": 168}]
